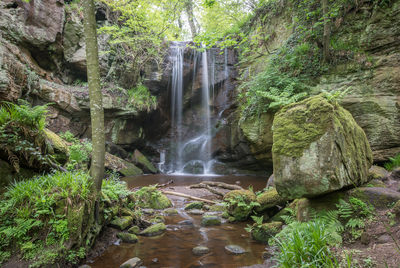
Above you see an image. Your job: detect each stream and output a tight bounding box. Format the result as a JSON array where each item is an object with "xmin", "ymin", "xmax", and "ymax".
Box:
[{"xmin": 88, "ymin": 175, "xmax": 268, "ymax": 268}]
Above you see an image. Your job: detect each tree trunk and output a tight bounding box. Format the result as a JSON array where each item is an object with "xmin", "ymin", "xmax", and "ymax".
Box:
[
  {"xmin": 322, "ymin": 0, "xmax": 330, "ymax": 63},
  {"xmin": 185, "ymin": 0, "xmax": 197, "ymax": 40},
  {"xmin": 83, "ymin": 0, "xmax": 105, "ymax": 193}
]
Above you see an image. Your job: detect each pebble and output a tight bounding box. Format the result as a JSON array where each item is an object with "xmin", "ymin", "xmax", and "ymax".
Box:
[
  {"xmin": 120, "ymin": 257, "xmax": 143, "ymax": 268},
  {"xmin": 192, "ymin": 246, "xmax": 210, "ymax": 255},
  {"xmin": 224, "ymin": 245, "xmax": 246, "ymax": 255}
]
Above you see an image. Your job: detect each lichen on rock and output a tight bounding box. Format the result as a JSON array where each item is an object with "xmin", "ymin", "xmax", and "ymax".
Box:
[{"xmin": 272, "ymin": 95, "xmax": 373, "ymax": 199}]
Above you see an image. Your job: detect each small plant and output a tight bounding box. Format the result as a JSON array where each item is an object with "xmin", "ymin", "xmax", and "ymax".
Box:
[
  {"xmin": 270, "ymin": 220, "xmax": 341, "ymax": 267},
  {"xmin": 384, "ymin": 153, "xmax": 400, "ymax": 171},
  {"xmin": 59, "ymin": 131, "xmax": 92, "ymax": 171},
  {"xmin": 126, "ymin": 83, "xmax": 157, "ymax": 112},
  {"xmin": 336, "ymin": 197, "xmax": 374, "ymax": 239}
]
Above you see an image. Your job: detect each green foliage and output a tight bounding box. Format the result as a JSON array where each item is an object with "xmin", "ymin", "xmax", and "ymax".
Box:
[
  {"xmin": 59, "ymin": 131, "xmax": 92, "ymax": 171},
  {"xmin": 384, "ymin": 153, "xmax": 400, "ymax": 171},
  {"xmin": 127, "ymin": 83, "xmax": 157, "ymax": 112},
  {"xmin": 0, "ymin": 171, "xmax": 92, "ymax": 266},
  {"xmin": 336, "ymin": 198, "xmax": 374, "ymax": 239},
  {"xmin": 0, "ymin": 101, "xmax": 57, "ymax": 172},
  {"xmin": 0, "ymin": 100, "xmax": 49, "ymax": 132},
  {"xmin": 244, "ymin": 215, "xmax": 264, "ymax": 233},
  {"xmin": 270, "ymin": 220, "xmax": 341, "ymax": 267},
  {"xmin": 239, "ymin": 69, "xmax": 309, "ymax": 117},
  {"xmin": 102, "ymin": 174, "xmax": 131, "ymax": 202}
]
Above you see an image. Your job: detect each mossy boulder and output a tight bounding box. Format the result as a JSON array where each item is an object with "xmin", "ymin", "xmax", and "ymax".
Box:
[
  {"xmin": 348, "ymin": 187, "xmax": 400, "ymax": 208},
  {"xmin": 224, "ymin": 190, "xmax": 257, "ymax": 221},
  {"xmin": 117, "ymin": 232, "xmax": 138, "ymax": 243},
  {"xmin": 201, "ymin": 215, "xmax": 222, "ymax": 226},
  {"xmin": 43, "ymin": 128, "xmax": 69, "ymax": 164},
  {"xmin": 368, "ymin": 165, "xmax": 389, "ymax": 181},
  {"xmin": 109, "ymin": 216, "xmax": 133, "ymax": 230},
  {"xmin": 132, "ymin": 187, "xmax": 172, "ymax": 210},
  {"xmin": 251, "ymin": 222, "xmax": 283, "ymax": 242},
  {"xmin": 272, "ymin": 95, "xmax": 373, "ymax": 199},
  {"xmin": 132, "ymin": 149, "xmax": 158, "ymax": 174},
  {"xmin": 163, "ymin": 208, "xmax": 178, "ymax": 216},
  {"xmin": 105, "ymin": 152, "xmax": 143, "ymax": 177},
  {"xmin": 256, "ymin": 188, "xmax": 287, "ymax": 212},
  {"xmin": 185, "ymin": 201, "xmax": 204, "ymax": 210},
  {"xmin": 139, "ymin": 223, "xmax": 166, "ymax": 237},
  {"xmin": 128, "ymin": 226, "xmax": 141, "ymax": 234}
]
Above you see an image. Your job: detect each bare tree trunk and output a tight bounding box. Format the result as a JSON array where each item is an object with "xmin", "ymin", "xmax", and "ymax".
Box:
[
  {"xmin": 185, "ymin": 0, "xmax": 197, "ymax": 40},
  {"xmin": 83, "ymin": 0, "xmax": 105, "ymax": 193},
  {"xmin": 322, "ymin": 0, "xmax": 330, "ymax": 63}
]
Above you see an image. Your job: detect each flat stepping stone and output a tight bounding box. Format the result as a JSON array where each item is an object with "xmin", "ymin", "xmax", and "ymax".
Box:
[
  {"xmin": 201, "ymin": 215, "xmax": 221, "ymax": 226},
  {"xmin": 187, "ymin": 209, "xmax": 204, "ymax": 215},
  {"xmin": 117, "ymin": 232, "xmax": 138, "ymax": 243},
  {"xmin": 120, "ymin": 257, "xmax": 142, "ymax": 268},
  {"xmin": 225, "ymin": 245, "xmax": 246, "ymax": 255},
  {"xmin": 192, "ymin": 246, "xmax": 210, "ymax": 255},
  {"xmin": 139, "ymin": 223, "xmax": 166, "ymax": 237}
]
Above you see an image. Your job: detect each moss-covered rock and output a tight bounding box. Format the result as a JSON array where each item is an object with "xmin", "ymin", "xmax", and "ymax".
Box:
[
  {"xmin": 256, "ymin": 188, "xmax": 287, "ymax": 212},
  {"xmin": 117, "ymin": 232, "xmax": 138, "ymax": 243},
  {"xmin": 109, "ymin": 216, "xmax": 133, "ymax": 230},
  {"xmin": 239, "ymin": 113, "xmax": 274, "ymax": 167},
  {"xmin": 368, "ymin": 165, "xmax": 389, "ymax": 181},
  {"xmin": 133, "ymin": 187, "xmax": 172, "ymax": 210},
  {"xmin": 139, "ymin": 223, "xmax": 166, "ymax": 237},
  {"xmin": 348, "ymin": 187, "xmax": 400, "ymax": 209},
  {"xmin": 163, "ymin": 208, "xmax": 178, "ymax": 216},
  {"xmin": 224, "ymin": 190, "xmax": 257, "ymax": 221},
  {"xmin": 128, "ymin": 226, "xmax": 141, "ymax": 234},
  {"xmin": 251, "ymin": 222, "xmax": 283, "ymax": 242},
  {"xmin": 208, "ymin": 203, "xmax": 226, "ymax": 212},
  {"xmin": 201, "ymin": 215, "xmax": 222, "ymax": 226},
  {"xmin": 132, "ymin": 149, "xmax": 158, "ymax": 174},
  {"xmin": 272, "ymin": 95, "xmax": 373, "ymax": 199},
  {"xmin": 43, "ymin": 128, "xmax": 69, "ymax": 164},
  {"xmin": 105, "ymin": 152, "xmax": 143, "ymax": 177},
  {"xmin": 185, "ymin": 201, "xmax": 204, "ymax": 210}
]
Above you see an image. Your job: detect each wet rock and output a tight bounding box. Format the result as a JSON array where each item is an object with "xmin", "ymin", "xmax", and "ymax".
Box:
[
  {"xmin": 208, "ymin": 203, "xmax": 226, "ymax": 212},
  {"xmin": 349, "ymin": 187, "xmax": 400, "ymax": 208},
  {"xmin": 256, "ymin": 188, "xmax": 287, "ymax": 212},
  {"xmin": 78, "ymin": 265, "xmax": 91, "ymax": 268},
  {"xmin": 164, "ymin": 208, "xmax": 178, "ymax": 216},
  {"xmin": 192, "ymin": 246, "xmax": 210, "ymax": 255},
  {"xmin": 132, "ymin": 149, "xmax": 158, "ymax": 174},
  {"xmin": 368, "ymin": 165, "xmax": 389, "ymax": 181},
  {"xmin": 273, "ymin": 95, "xmax": 372, "ymax": 199},
  {"xmin": 185, "ymin": 201, "xmax": 204, "ymax": 210},
  {"xmin": 178, "ymin": 220, "xmax": 194, "ymax": 226},
  {"xmin": 201, "ymin": 215, "xmax": 222, "ymax": 226},
  {"xmin": 224, "ymin": 190, "xmax": 256, "ymax": 221},
  {"xmin": 224, "ymin": 245, "xmax": 246, "ymax": 255},
  {"xmin": 128, "ymin": 226, "xmax": 141, "ymax": 235},
  {"xmin": 117, "ymin": 232, "xmax": 138, "ymax": 243},
  {"xmin": 251, "ymin": 222, "xmax": 283, "ymax": 243},
  {"xmin": 110, "ymin": 216, "xmax": 133, "ymax": 230},
  {"xmin": 139, "ymin": 223, "xmax": 166, "ymax": 237},
  {"xmin": 187, "ymin": 209, "xmax": 204, "ymax": 215},
  {"xmin": 105, "ymin": 152, "xmax": 143, "ymax": 177},
  {"xmin": 120, "ymin": 257, "xmax": 143, "ymax": 268}
]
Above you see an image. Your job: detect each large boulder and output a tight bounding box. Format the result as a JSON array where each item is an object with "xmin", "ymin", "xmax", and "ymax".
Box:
[
  {"xmin": 104, "ymin": 152, "xmax": 143, "ymax": 177},
  {"xmin": 272, "ymin": 95, "xmax": 373, "ymax": 199}
]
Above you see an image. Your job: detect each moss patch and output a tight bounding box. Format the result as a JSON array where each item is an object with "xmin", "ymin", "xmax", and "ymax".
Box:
[
  {"xmin": 139, "ymin": 223, "xmax": 166, "ymax": 236},
  {"xmin": 256, "ymin": 188, "xmax": 287, "ymax": 212},
  {"xmin": 251, "ymin": 222, "xmax": 283, "ymax": 242}
]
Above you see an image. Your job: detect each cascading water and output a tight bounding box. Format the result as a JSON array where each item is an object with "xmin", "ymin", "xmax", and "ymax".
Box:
[{"xmin": 167, "ymin": 43, "xmax": 215, "ymax": 175}]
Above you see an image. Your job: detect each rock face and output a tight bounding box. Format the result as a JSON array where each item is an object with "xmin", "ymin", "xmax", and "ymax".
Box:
[{"xmin": 272, "ymin": 95, "xmax": 373, "ymax": 199}]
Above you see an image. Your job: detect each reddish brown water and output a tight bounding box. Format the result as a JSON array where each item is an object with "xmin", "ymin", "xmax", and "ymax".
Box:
[{"xmin": 89, "ymin": 175, "xmax": 268, "ymax": 268}]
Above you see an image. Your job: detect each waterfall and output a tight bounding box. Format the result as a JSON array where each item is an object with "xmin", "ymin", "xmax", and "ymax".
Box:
[
  {"xmin": 167, "ymin": 43, "xmax": 215, "ymax": 175},
  {"xmin": 170, "ymin": 43, "xmax": 184, "ymax": 172}
]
